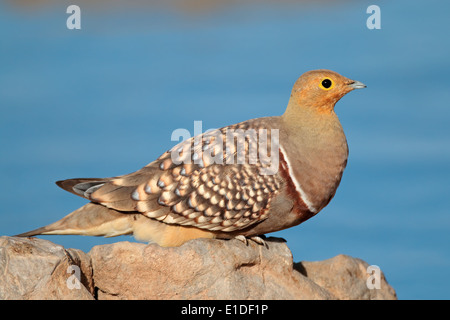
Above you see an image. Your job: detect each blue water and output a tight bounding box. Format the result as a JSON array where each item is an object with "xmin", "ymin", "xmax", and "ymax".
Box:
[{"xmin": 1, "ymin": 0, "xmax": 449, "ymax": 299}]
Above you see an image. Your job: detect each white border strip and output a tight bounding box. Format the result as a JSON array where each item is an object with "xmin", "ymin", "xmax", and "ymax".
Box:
[{"xmin": 279, "ymin": 145, "xmax": 317, "ymax": 213}]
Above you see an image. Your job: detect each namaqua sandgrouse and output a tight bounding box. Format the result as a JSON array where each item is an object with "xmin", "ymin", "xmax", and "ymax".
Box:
[{"xmin": 17, "ymin": 70, "xmax": 366, "ymax": 247}]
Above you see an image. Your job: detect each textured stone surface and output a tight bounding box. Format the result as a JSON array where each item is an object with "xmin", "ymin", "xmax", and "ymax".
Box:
[
  {"xmin": 89, "ymin": 238, "xmax": 332, "ymax": 300},
  {"xmin": 0, "ymin": 236, "xmax": 94, "ymax": 300},
  {"xmin": 0, "ymin": 236, "xmax": 397, "ymax": 300},
  {"xmin": 294, "ymin": 254, "xmax": 397, "ymax": 300}
]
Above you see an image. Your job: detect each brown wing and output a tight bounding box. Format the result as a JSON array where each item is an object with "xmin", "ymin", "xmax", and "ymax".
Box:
[{"xmin": 61, "ymin": 121, "xmax": 283, "ymax": 232}]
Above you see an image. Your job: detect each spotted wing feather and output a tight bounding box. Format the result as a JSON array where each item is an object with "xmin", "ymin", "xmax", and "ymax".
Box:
[{"xmin": 88, "ymin": 120, "xmax": 283, "ymax": 232}]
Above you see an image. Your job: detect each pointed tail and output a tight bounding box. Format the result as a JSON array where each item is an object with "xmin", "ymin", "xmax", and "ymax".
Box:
[{"xmin": 15, "ymin": 203, "xmax": 137, "ymax": 238}]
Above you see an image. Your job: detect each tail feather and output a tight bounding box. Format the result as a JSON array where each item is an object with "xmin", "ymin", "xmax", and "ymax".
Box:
[
  {"xmin": 14, "ymin": 203, "xmax": 137, "ymax": 238},
  {"xmin": 15, "ymin": 226, "xmax": 52, "ymax": 238},
  {"xmin": 56, "ymin": 178, "xmax": 109, "ymax": 200}
]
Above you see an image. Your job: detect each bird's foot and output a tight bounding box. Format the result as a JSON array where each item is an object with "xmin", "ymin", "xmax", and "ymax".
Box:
[{"xmin": 234, "ymin": 235, "xmax": 268, "ymax": 248}]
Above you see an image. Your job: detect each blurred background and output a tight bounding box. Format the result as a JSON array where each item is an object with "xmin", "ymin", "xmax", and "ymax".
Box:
[{"xmin": 1, "ymin": 0, "xmax": 449, "ymax": 299}]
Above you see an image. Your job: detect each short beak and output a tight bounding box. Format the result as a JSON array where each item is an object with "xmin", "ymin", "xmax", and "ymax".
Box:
[{"xmin": 348, "ymin": 80, "xmax": 366, "ymax": 89}]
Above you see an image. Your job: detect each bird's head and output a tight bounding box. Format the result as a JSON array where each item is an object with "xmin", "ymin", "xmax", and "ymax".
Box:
[{"xmin": 287, "ymin": 69, "xmax": 366, "ymax": 115}]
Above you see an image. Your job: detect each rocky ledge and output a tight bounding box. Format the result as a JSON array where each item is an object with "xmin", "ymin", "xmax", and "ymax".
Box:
[{"xmin": 0, "ymin": 236, "xmax": 396, "ymax": 300}]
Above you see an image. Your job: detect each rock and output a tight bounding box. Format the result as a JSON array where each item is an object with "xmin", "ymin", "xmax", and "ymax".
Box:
[
  {"xmin": 0, "ymin": 236, "xmax": 397, "ymax": 300},
  {"xmin": 0, "ymin": 236, "xmax": 94, "ymax": 300},
  {"xmin": 89, "ymin": 238, "xmax": 332, "ymax": 300},
  {"xmin": 295, "ymin": 255, "xmax": 397, "ymax": 300}
]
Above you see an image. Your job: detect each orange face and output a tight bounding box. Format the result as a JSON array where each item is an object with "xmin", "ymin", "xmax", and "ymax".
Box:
[{"xmin": 291, "ymin": 69, "xmax": 366, "ymax": 113}]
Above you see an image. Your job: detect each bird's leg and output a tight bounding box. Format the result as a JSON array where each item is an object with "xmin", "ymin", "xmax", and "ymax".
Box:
[
  {"xmin": 234, "ymin": 235, "xmax": 248, "ymax": 245},
  {"xmin": 234, "ymin": 234, "xmax": 268, "ymax": 248},
  {"xmin": 249, "ymin": 235, "xmax": 268, "ymax": 248}
]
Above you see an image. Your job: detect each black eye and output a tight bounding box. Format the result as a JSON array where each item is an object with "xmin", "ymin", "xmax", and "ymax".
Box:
[{"xmin": 321, "ymin": 79, "xmax": 332, "ymax": 89}]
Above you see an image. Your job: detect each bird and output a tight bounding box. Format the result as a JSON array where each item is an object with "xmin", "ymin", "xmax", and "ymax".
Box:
[{"xmin": 16, "ymin": 69, "xmax": 366, "ymax": 247}]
